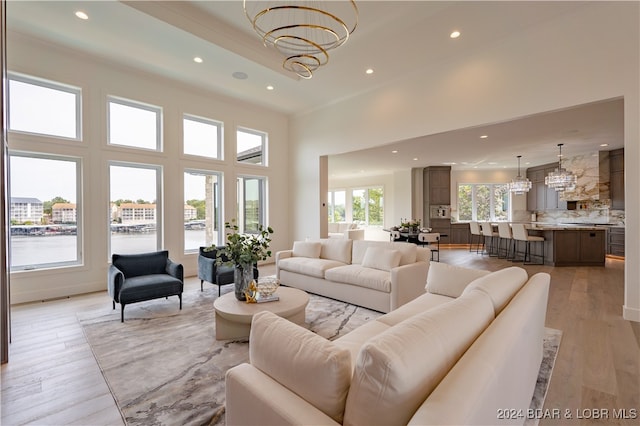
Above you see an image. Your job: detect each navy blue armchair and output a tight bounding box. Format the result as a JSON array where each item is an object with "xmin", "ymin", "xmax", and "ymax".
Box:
[
  {"xmin": 108, "ymin": 250, "xmax": 184, "ymax": 322},
  {"xmin": 198, "ymin": 246, "xmax": 258, "ymax": 296}
]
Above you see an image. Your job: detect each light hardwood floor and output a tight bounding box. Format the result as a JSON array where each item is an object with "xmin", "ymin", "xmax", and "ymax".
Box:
[{"xmin": 2, "ymin": 250, "xmax": 638, "ymax": 425}]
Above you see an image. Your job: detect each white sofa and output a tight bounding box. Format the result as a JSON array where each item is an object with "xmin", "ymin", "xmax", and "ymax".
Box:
[
  {"xmin": 226, "ymin": 263, "xmax": 550, "ymax": 425},
  {"xmin": 328, "ymin": 222, "xmax": 364, "ymax": 240},
  {"xmin": 276, "ymin": 238, "xmax": 430, "ymax": 313}
]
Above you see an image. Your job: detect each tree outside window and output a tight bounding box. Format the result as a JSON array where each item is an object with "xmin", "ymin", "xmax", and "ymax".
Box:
[{"xmin": 457, "ymin": 183, "xmax": 510, "ymax": 222}]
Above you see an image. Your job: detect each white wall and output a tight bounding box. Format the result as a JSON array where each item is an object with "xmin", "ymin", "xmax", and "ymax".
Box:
[
  {"xmin": 8, "ymin": 33, "xmax": 290, "ymax": 303},
  {"xmin": 290, "ymin": 3, "xmax": 640, "ymax": 321}
]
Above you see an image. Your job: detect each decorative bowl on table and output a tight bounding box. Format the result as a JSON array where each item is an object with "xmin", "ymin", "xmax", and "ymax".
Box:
[{"xmin": 257, "ymin": 277, "xmax": 280, "ymax": 297}]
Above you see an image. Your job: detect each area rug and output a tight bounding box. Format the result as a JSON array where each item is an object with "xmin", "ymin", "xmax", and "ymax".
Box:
[{"xmin": 78, "ymin": 288, "xmax": 561, "ymax": 426}]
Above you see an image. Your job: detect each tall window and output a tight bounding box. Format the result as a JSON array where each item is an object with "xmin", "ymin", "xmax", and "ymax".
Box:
[
  {"xmin": 237, "ymin": 127, "xmax": 266, "ymax": 165},
  {"xmin": 183, "ymin": 114, "xmax": 222, "ymax": 159},
  {"xmin": 109, "ymin": 163, "xmax": 162, "ymax": 256},
  {"xmin": 351, "ymin": 186, "xmax": 384, "ymax": 226},
  {"xmin": 8, "ymin": 73, "xmax": 81, "ymax": 140},
  {"xmin": 458, "ymin": 183, "xmax": 509, "ymax": 222},
  {"xmin": 9, "ymin": 153, "xmax": 81, "ymax": 271},
  {"xmin": 184, "ymin": 170, "xmax": 222, "ymax": 251},
  {"xmin": 108, "ymin": 97, "xmax": 162, "ymax": 151},
  {"xmin": 237, "ymin": 176, "xmax": 266, "ymax": 233},
  {"xmin": 328, "ymin": 190, "xmax": 346, "ymax": 222}
]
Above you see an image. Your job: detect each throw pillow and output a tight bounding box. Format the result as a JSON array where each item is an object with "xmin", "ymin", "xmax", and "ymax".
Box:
[
  {"xmin": 361, "ymin": 246, "xmax": 401, "ymax": 271},
  {"xmin": 426, "ymin": 261, "xmax": 491, "ymax": 298},
  {"xmin": 292, "ymin": 241, "xmax": 322, "ymax": 258},
  {"xmin": 250, "ymin": 311, "xmax": 352, "ymax": 424}
]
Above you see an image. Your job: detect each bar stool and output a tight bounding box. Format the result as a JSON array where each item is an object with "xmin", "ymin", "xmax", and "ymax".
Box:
[
  {"xmin": 469, "ymin": 221, "xmax": 483, "ymax": 253},
  {"xmin": 418, "ymin": 232, "xmax": 440, "ymax": 261},
  {"xmin": 511, "ymin": 223, "xmax": 545, "ymax": 265},
  {"xmin": 497, "ymin": 222, "xmax": 515, "ymax": 260},
  {"xmin": 480, "ymin": 222, "xmax": 499, "ymax": 257}
]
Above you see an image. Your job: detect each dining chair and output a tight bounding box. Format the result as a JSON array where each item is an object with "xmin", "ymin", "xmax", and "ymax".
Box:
[
  {"xmin": 497, "ymin": 222, "xmax": 514, "ymax": 260},
  {"xmin": 417, "ymin": 232, "xmax": 440, "ymax": 261},
  {"xmin": 469, "ymin": 221, "xmax": 483, "ymax": 253},
  {"xmin": 390, "ymin": 230, "xmax": 402, "ymax": 242},
  {"xmin": 480, "ymin": 222, "xmax": 500, "ymax": 257},
  {"xmin": 511, "ymin": 223, "xmax": 545, "ymax": 264}
]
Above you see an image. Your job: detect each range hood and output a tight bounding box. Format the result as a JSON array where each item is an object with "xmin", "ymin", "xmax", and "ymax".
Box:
[{"xmin": 560, "ymin": 151, "xmax": 610, "ymax": 202}]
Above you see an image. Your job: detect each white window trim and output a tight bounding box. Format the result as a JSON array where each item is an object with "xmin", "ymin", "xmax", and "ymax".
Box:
[
  {"xmin": 458, "ymin": 183, "xmax": 511, "ymax": 222},
  {"xmin": 8, "ymin": 72, "xmax": 82, "ymax": 141},
  {"xmin": 9, "ymin": 151, "xmax": 83, "ymax": 272},
  {"xmin": 184, "ymin": 168, "xmax": 224, "ymax": 251},
  {"xmin": 108, "ymin": 161, "xmax": 163, "ymax": 259},
  {"xmin": 236, "ymin": 126, "xmax": 267, "ymax": 167},
  {"xmin": 183, "ymin": 113, "xmax": 224, "ymax": 160},
  {"xmin": 107, "ymin": 96, "xmax": 163, "ymax": 152}
]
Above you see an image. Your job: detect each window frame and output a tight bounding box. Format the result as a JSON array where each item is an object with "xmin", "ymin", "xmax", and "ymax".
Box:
[
  {"xmin": 457, "ymin": 183, "xmax": 511, "ymax": 222},
  {"xmin": 107, "ymin": 96, "xmax": 163, "ymax": 151},
  {"xmin": 8, "ymin": 73, "xmax": 82, "ymax": 141},
  {"xmin": 183, "ymin": 113, "xmax": 223, "ymax": 160},
  {"xmin": 183, "ymin": 168, "xmax": 224, "ymax": 252},
  {"xmin": 9, "ymin": 151, "xmax": 83, "ymax": 271},
  {"xmin": 328, "ymin": 190, "xmax": 346, "ymax": 223},
  {"xmin": 351, "ymin": 186, "xmax": 384, "ymax": 226},
  {"xmin": 237, "ymin": 175, "xmax": 267, "ymax": 233},
  {"xmin": 108, "ymin": 161, "xmax": 163, "ymax": 259},
  {"xmin": 236, "ymin": 127, "xmax": 267, "ymax": 166}
]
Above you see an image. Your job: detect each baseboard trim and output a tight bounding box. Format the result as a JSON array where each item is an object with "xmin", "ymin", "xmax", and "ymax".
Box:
[{"xmin": 623, "ymin": 305, "xmax": 640, "ymax": 322}]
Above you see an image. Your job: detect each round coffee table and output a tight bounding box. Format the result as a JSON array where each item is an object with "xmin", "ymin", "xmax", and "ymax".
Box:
[{"xmin": 213, "ymin": 287, "xmax": 309, "ymax": 340}]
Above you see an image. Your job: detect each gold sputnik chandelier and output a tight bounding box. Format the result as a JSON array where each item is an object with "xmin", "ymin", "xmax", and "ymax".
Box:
[{"xmin": 243, "ymin": 1, "xmax": 359, "ymax": 79}]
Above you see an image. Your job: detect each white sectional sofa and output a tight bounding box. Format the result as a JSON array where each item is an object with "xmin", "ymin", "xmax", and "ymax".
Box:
[
  {"xmin": 226, "ymin": 263, "xmax": 551, "ymax": 425},
  {"xmin": 327, "ymin": 222, "xmax": 364, "ymax": 240},
  {"xmin": 276, "ymin": 238, "xmax": 430, "ymax": 313}
]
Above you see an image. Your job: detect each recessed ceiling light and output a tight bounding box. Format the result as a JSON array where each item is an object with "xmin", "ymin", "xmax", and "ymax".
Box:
[
  {"xmin": 600, "ymin": 143, "xmax": 609, "ymax": 147},
  {"xmin": 266, "ymin": 85, "xmax": 274, "ymax": 91},
  {"xmin": 480, "ymin": 135, "xmax": 488, "ymax": 139},
  {"xmin": 488, "ymin": 162, "xmax": 498, "ymax": 165},
  {"xmin": 391, "ymin": 150, "xmax": 398, "ymax": 154},
  {"xmin": 75, "ymin": 11, "xmax": 89, "ymax": 20},
  {"xmin": 450, "ymin": 30, "xmax": 461, "ymax": 39},
  {"xmin": 443, "ymin": 162, "xmax": 457, "ymax": 165},
  {"xmin": 232, "ymin": 71, "xmax": 248, "ymax": 80},
  {"xmin": 193, "ymin": 57, "xmax": 203, "ymax": 63},
  {"xmin": 365, "ymin": 68, "xmax": 374, "ymax": 75},
  {"xmin": 413, "ymin": 157, "xmax": 419, "ymax": 161}
]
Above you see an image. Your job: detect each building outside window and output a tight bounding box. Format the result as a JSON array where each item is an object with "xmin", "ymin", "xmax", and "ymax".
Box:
[{"xmin": 458, "ymin": 183, "xmax": 510, "ymax": 222}]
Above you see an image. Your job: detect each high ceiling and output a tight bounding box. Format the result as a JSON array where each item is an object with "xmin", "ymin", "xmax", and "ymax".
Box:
[{"xmin": 7, "ymin": 1, "xmax": 624, "ymax": 177}]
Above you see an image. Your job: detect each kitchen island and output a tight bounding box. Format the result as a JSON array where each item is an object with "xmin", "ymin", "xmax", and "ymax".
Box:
[{"xmin": 527, "ymin": 224, "xmax": 606, "ymax": 266}]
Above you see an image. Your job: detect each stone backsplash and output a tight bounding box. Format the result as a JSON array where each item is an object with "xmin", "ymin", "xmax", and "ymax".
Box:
[{"xmin": 533, "ymin": 208, "xmax": 625, "ymax": 225}]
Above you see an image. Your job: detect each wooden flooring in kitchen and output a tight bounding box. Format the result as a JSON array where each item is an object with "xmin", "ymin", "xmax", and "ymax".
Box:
[{"xmin": 2, "ymin": 249, "xmax": 638, "ymax": 425}]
